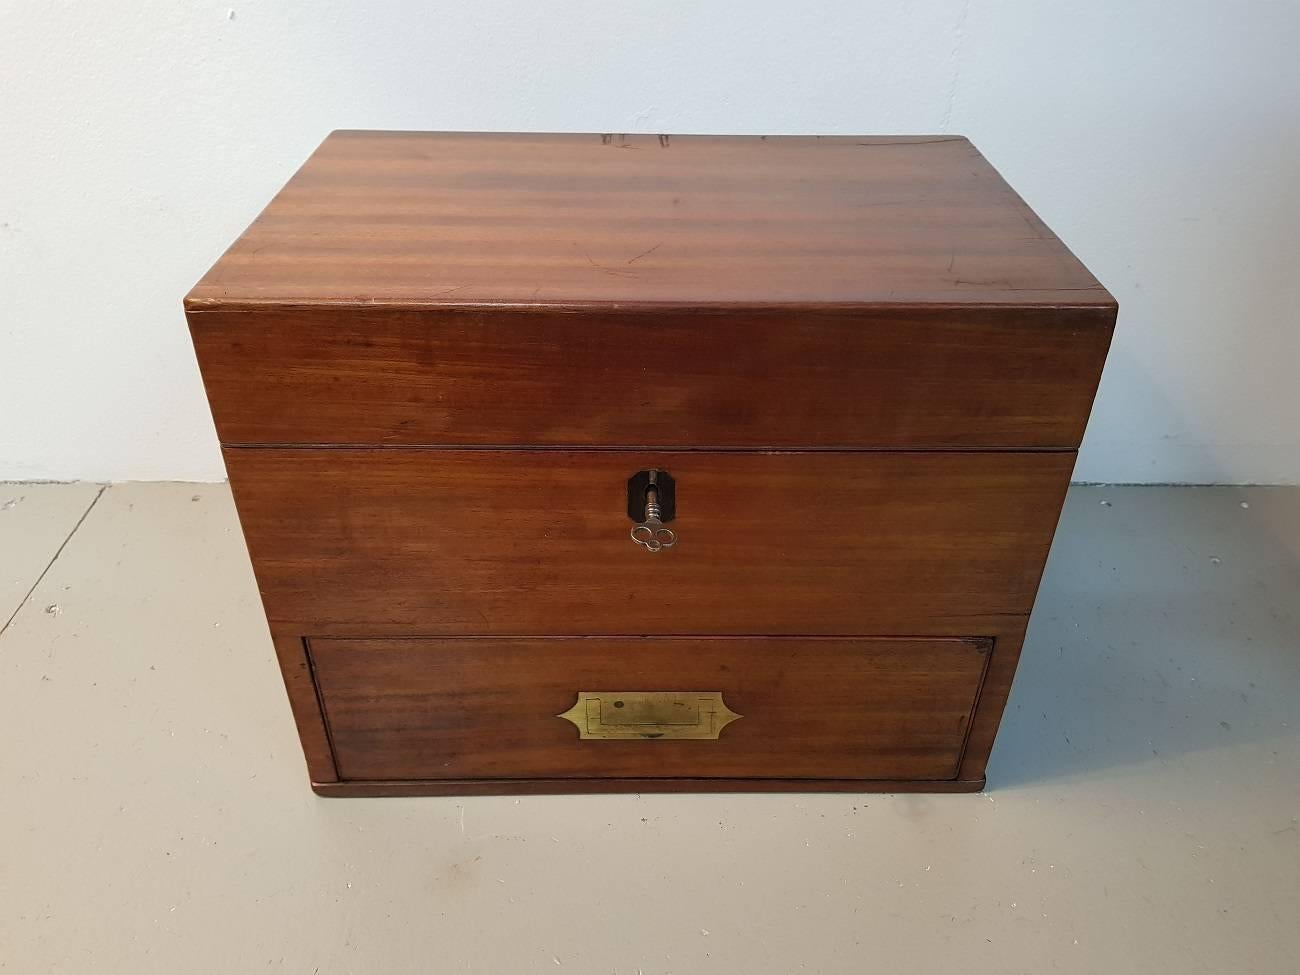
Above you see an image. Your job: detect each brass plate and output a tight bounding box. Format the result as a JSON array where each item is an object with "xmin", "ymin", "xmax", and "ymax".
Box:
[{"xmin": 557, "ymin": 691, "xmax": 743, "ymax": 740}]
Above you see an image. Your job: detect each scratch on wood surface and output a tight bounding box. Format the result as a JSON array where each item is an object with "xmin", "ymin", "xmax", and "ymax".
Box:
[
  {"xmin": 585, "ymin": 253, "xmax": 639, "ymax": 279},
  {"xmin": 626, "ymin": 242, "xmax": 662, "ymax": 265},
  {"xmin": 430, "ymin": 284, "xmax": 469, "ymax": 298},
  {"xmin": 954, "ymin": 277, "xmax": 1016, "ymax": 289},
  {"xmin": 603, "ymin": 134, "xmax": 640, "ymax": 150}
]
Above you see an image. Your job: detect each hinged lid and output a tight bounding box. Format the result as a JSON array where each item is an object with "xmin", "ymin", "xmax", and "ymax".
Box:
[{"xmin": 185, "ymin": 131, "xmax": 1114, "ymax": 313}]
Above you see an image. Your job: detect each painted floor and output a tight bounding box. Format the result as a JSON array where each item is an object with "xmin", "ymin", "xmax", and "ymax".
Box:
[{"xmin": 0, "ymin": 482, "xmax": 1296, "ymax": 973}]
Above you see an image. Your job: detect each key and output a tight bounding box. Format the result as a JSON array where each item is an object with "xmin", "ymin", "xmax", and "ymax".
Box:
[{"xmin": 631, "ymin": 474, "xmax": 676, "ymax": 552}]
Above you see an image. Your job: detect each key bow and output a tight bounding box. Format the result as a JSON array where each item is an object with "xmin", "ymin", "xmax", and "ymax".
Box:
[{"xmin": 631, "ymin": 521, "xmax": 676, "ymax": 552}]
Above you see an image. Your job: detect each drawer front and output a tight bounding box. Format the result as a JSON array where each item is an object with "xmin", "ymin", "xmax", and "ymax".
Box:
[
  {"xmin": 227, "ymin": 449, "xmax": 1072, "ymax": 635},
  {"xmin": 309, "ymin": 637, "xmax": 991, "ymax": 781},
  {"xmin": 190, "ymin": 306, "xmax": 1113, "ymax": 449}
]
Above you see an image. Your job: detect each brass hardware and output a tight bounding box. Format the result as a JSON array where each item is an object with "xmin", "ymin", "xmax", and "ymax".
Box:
[
  {"xmin": 631, "ymin": 469, "xmax": 677, "ymax": 552},
  {"xmin": 557, "ymin": 691, "xmax": 742, "ymax": 740}
]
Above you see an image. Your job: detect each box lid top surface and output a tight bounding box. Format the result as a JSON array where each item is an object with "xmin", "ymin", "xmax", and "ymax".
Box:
[{"xmin": 186, "ymin": 131, "xmax": 1114, "ymax": 313}]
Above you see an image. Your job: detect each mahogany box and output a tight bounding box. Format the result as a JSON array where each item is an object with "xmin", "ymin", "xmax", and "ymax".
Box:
[{"xmin": 185, "ymin": 132, "xmax": 1115, "ymax": 796}]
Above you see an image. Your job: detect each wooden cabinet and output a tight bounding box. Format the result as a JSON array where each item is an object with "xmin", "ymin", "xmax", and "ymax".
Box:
[{"xmin": 187, "ymin": 131, "xmax": 1115, "ymax": 795}]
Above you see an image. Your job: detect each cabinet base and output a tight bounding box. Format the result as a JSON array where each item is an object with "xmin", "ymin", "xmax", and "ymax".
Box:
[{"xmin": 311, "ymin": 777, "xmax": 988, "ymax": 798}]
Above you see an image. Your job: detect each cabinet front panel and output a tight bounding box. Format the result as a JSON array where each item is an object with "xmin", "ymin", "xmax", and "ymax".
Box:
[
  {"xmin": 191, "ymin": 307, "xmax": 1113, "ymax": 449},
  {"xmin": 227, "ymin": 449, "xmax": 1071, "ymax": 635},
  {"xmin": 310, "ymin": 636, "xmax": 991, "ymax": 781}
]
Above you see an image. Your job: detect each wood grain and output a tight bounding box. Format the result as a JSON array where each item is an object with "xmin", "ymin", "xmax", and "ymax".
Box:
[
  {"xmin": 269, "ymin": 633, "xmax": 337, "ymax": 783},
  {"xmin": 185, "ymin": 131, "xmax": 1113, "ymax": 310},
  {"xmin": 190, "ymin": 306, "xmax": 1112, "ymax": 449},
  {"xmin": 225, "ymin": 448, "xmax": 1074, "ymax": 636},
  {"xmin": 309, "ymin": 637, "xmax": 990, "ymax": 781},
  {"xmin": 958, "ymin": 619, "xmax": 1033, "ymax": 783}
]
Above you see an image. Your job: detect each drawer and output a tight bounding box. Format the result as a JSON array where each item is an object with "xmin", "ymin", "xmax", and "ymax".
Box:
[
  {"xmin": 227, "ymin": 448, "xmax": 1072, "ymax": 635},
  {"xmin": 309, "ymin": 636, "xmax": 991, "ymax": 781},
  {"xmin": 190, "ymin": 306, "xmax": 1112, "ymax": 450}
]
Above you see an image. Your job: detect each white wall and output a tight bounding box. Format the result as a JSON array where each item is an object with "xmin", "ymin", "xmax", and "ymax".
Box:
[{"xmin": 3, "ymin": 1, "xmax": 1297, "ymax": 484}]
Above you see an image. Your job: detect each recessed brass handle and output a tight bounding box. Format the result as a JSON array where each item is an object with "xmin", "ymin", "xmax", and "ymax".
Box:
[
  {"xmin": 631, "ymin": 470, "xmax": 676, "ymax": 552},
  {"xmin": 558, "ymin": 691, "xmax": 742, "ymax": 740}
]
